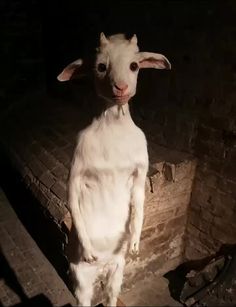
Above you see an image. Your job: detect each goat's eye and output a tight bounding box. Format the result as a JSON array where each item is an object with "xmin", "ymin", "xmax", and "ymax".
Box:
[
  {"xmin": 97, "ymin": 63, "xmax": 107, "ymax": 72},
  {"xmin": 130, "ymin": 62, "xmax": 138, "ymax": 72}
]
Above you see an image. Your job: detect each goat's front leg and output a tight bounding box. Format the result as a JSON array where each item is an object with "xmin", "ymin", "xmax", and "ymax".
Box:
[
  {"xmin": 129, "ymin": 166, "xmax": 148, "ymax": 255},
  {"xmin": 69, "ymin": 175, "xmax": 97, "ymax": 263}
]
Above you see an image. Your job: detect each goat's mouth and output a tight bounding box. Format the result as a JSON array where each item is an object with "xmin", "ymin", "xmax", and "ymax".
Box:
[{"xmin": 112, "ymin": 95, "xmax": 130, "ymax": 104}]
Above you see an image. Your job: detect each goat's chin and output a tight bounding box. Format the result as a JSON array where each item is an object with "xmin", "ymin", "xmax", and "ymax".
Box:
[
  {"xmin": 114, "ymin": 98, "xmax": 130, "ymax": 105},
  {"xmin": 111, "ymin": 93, "xmax": 135, "ymax": 105},
  {"xmin": 98, "ymin": 93, "xmax": 131, "ymax": 106}
]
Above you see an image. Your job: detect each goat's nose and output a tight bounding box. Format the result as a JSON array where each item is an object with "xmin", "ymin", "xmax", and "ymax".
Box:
[{"xmin": 114, "ymin": 82, "xmax": 128, "ymax": 91}]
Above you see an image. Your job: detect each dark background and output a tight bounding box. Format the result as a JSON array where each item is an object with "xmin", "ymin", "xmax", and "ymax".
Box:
[{"xmin": 1, "ymin": 0, "xmax": 235, "ymax": 108}]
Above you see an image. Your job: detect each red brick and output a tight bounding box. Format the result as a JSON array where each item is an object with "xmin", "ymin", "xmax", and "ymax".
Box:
[
  {"xmin": 195, "ymin": 167, "xmax": 220, "ymax": 188},
  {"xmin": 195, "ymin": 139, "xmax": 225, "ymax": 159},
  {"xmin": 158, "ymin": 178, "xmax": 193, "ymax": 200},
  {"xmin": 143, "ymin": 208, "xmax": 174, "ymax": 228},
  {"xmin": 174, "ymin": 160, "xmax": 196, "ymax": 182},
  {"xmin": 188, "ymin": 210, "xmax": 212, "ymax": 235},
  {"xmin": 40, "ymin": 138, "xmax": 56, "ymax": 152},
  {"xmin": 199, "ymin": 232, "xmax": 221, "ymax": 253},
  {"xmin": 166, "ymin": 215, "xmax": 187, "ymax": 231},
  {"xmin": 197, "ymin": 124, "xmax": 222, "ymax": 143},
  {"xmin": 50, "ymin": 181, "xmax": 67, "ymax": 202},
  {"xmin": 190, "ymin": 182, "xmax": 215, "ymax": 210},
  {"xmin": 47, "ymin": 199, "xmax": 67, "ymax": 222},
  {"xmin": 52, "ymin": 164, "xmax": 69, "ymax": 181},
  {"xmin": 38, "ymin": 150, "xmax": 57, "ymax": 170},
  {"xmin": 64, "ymin": 144, "xmax": 75, "ymax": 158},
  {"xmin": 28, "ymin": 158, "xmax": 47, "ymax": 179},
  {"xmin": 161, "ymin": 192, "xmax": 191, "ymax": 213},
  {"xmin": 53, "ymin": 149, "xmax": 70, "ymax": 165},
  {"xmin": 40, "ymin": 171, "xmax": 56, "ymax": 189},
  {"xmin": 222, "ymin": 161, "xmax": 236, "ymax": 181},
  {"xmin": 201, "ymin": 115, "xmax": 231, "ymax": 131},
  {"xmin": 37, "ymin": 189, "xmax": 50, "ymax": 208},
  {"xmin": 30, "ymin": 181, "xmax": 40, "ymax": 198},
  {"xmin": 56, "ymin": 138, "xmax": 69, "ymax": 148},
  {"xmin": 175, "ymin": 202, "xmax": 189, "ymax": 216},
  {"xmin": 141, "ymin": 227, "xmax": 156, "ymax": 240}
]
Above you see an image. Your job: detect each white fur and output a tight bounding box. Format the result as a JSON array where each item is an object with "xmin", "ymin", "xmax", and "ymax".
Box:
[{"xmin": 58, "ymin": 33, "xmax": 171, "ymax": 306}]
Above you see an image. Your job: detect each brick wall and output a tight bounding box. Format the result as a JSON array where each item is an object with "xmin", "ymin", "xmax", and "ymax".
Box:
[
  {"xmin": 124, "ymin": 144, "xmax": 196, "ymax": 288},
  {"xmin": 184, "ymin": 31, "xmax": 236, "ymax": 258}
]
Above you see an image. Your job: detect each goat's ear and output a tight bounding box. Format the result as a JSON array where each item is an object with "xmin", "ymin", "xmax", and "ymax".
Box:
[
  {"xmin": 138, "ymin": 52, "xmax": 171, "ymax": 70},
  {"xmin": 57, "ymin": 59, "xmax": 84, "ymax": 82}
]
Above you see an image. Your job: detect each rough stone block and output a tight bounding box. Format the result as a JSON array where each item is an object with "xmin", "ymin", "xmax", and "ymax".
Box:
[
  {"xmin": 28, "ymin": 158, "xmax": 47, "ymax": 179},
  {"xmin": 47, "ymin": 198, "xmax": 68, "ymax": 223},
  {"xmin": 52, "ymin": 164, "xmax": 69, "ymax": 181},
  {"xmin": 38, "ymin": 150, "xmax": 57, "ymax": 171},
  {"xmin": 51, "ymin": 181, "xmax": 67, "ymax": 202},
  {"xmin": 40, "ymin": 171, "xmax": 56, "ymax": 189},
  {"xmin": 53, "ymin": 149, "xmax": 70, "ymax": 166},
  {"xmin": 122, "ymin": 144, "xmax": 196, "ymax": 286},
  {"xmin": 143, "ymin": 208, "xmax": 174, "ymax": 229}
]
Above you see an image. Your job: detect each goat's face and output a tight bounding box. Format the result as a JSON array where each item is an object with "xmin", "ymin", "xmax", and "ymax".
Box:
[
  {"xmin": 94, "ymin": 34, "xmax": 140, "ymax": 105},
  {"xmin": 57, "ymin": 33, "xmax": 171, "ymax": 106}
]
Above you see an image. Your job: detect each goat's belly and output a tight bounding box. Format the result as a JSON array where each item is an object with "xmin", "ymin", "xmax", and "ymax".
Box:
[
  {"xmin": 79, "ymin": 182, "xmax": 131, "ymax": 252},
  {"xmin": 86, "ymin": 213, "xmax": 129, "ymax": 253}
]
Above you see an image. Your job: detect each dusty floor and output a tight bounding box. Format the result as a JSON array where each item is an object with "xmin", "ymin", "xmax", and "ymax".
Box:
[
  {"xmin": 120, "ymin": 274, "xmax": 181, "ymax": 306},
  {"xmin": 0, "ymin": 186, "xmax": 181, "ymax": 306}
]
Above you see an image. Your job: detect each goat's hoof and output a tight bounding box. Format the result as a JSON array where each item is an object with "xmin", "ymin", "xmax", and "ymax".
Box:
[
  {"xmin": 129, "ymin": 242, "xmax": 139, "ymax": 255},
  {"xmin": 83, "ymin": 251, "xmax": 97, "ymax": 263},
  {"xmin": 130, "ymin": 249, "xmax": 139, "ymax": 256}
]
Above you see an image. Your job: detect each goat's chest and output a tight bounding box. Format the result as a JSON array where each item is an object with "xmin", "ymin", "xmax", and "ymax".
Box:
[
  {"xmin": 78, "ymin": 121, "xmax": 147, "ymax": 174},
  {"xmin": 74, "ymin": 120, "xmax": 148, "ymax": 237}
]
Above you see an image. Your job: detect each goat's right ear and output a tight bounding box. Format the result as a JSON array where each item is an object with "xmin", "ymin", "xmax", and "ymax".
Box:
[{"xmin": 57, "ymin": 59, "xmax": 83, "ymax": 82}]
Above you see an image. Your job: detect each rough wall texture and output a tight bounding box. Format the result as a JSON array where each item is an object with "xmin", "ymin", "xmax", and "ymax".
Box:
[
  {"xmin": 124, "ymin": 145, "xmax": 196, "ymax": 288},
  {"xmin": 184, "ymin": 57, "xmax": 236, "ymax": 259},
  {"xmin": 176, "ymin": 4, "xmax": 236, "ymax": 260}
]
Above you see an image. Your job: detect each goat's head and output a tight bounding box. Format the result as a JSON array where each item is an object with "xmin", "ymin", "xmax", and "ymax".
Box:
[{"xmin": 57, "ymin": 33, "xmax": 171, "ymax": 105}]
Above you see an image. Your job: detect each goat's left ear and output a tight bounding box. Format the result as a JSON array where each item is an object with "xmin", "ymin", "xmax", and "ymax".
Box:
[
  {"xmin": 57, "ymin": 59, "xmax": 84, "ymax": 82},
  {"xmin": 138, "ymin": 52, "xmax": 171, "ymax": 70}
]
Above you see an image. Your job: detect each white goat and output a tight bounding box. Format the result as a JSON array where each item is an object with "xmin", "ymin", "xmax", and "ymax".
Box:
[{"xmin": 57, "ymin": 33, "xmax": 171, "ymax": 306}]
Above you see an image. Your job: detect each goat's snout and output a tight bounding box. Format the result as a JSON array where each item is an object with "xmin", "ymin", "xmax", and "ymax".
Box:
[{"xmin": 113, "ymin": 82, "xmax": 128, "ymax": 96}]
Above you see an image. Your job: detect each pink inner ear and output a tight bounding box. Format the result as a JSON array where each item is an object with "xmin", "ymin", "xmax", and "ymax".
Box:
[
  {"xmin": 62, "ymin": 69, "xmax": 74, "ymax": 80},
  {"xmin": 139, "ymin": 58, "xmax": 166, "ymax": 69},
  {"xmin": 58, "ymin": 64, "xmax": 80, "ymax": 81}
]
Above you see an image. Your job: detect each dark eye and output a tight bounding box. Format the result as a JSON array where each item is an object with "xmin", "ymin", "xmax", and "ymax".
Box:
[
  {"xmin": 97, "ymin": 63, "xmax": 107, "ymax": 72},
  {"xmin": 130, "ymin": 62, "xmax": 138, "ymax": 72}
]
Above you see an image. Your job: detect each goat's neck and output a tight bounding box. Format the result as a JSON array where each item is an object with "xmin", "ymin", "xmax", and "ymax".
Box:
[{"xmin": 102, "ymin": 103, "xmax": 132, "ymax": 124}]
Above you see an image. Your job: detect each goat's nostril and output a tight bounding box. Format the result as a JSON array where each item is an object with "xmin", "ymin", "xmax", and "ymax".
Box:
[{"xmin": 114, "ymin": 82, "xmax": 128, "ymax": 91}]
